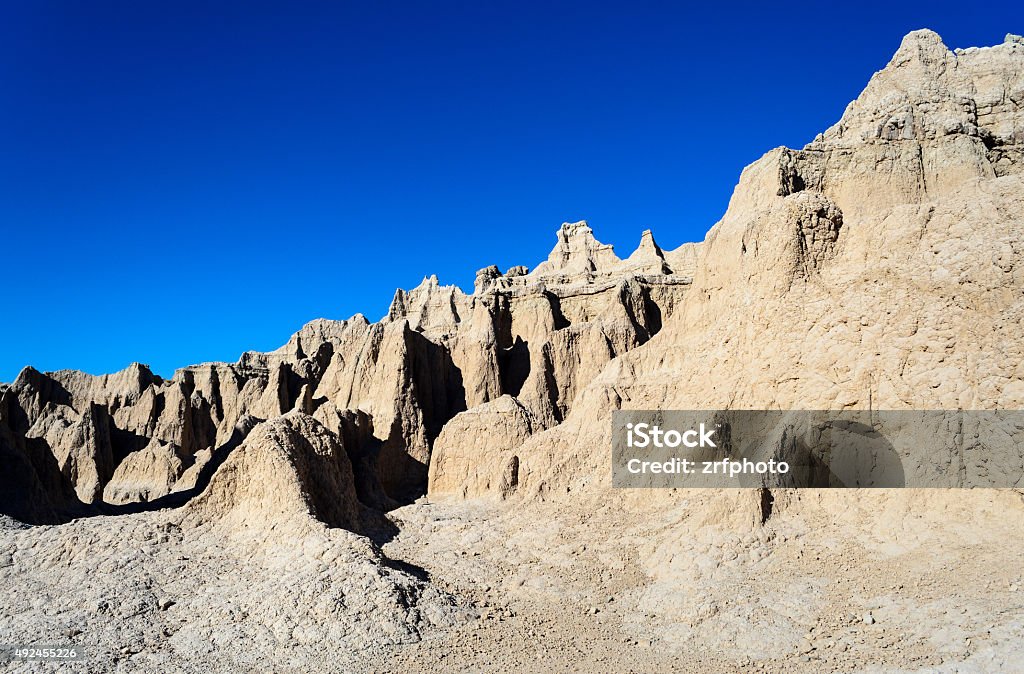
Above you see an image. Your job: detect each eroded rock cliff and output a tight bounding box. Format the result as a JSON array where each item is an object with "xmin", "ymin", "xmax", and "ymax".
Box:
[
  {"xmin": 3, "ymin": 31, "xmax": 1023, "ymax": 522},
  {"xmin": 2, "ymin": 215, "xmax": 690, "ymax": 521},
  {"xmin": 2, "ymin": 29, "xmax": 1023, "ymax": 673}
]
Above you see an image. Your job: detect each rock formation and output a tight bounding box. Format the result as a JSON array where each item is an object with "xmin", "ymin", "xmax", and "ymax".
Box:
[
  {"xmin": 180, "ymin": 413, "xmax": 363, "ymax": 532},
  {"xmin": 427, "ymin": 395, "xmax": 538, "ymax": 499},
  {"xmin": 2, "ymin": 30, "xmax": 1022, "ymax": 514},
  {"xmin": 1, "ymin": 213, "xmax": 692, "ymax": 520},
  {"xmin": 426, "ymin": 29, "xmax": 1024, "ymax": 502},
  {"xmin": 1, "ymin": 29, "xmax": 1023, "ymax": 673}
]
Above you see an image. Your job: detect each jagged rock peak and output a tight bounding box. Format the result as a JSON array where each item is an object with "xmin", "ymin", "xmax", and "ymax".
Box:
[
  {"xmin": 635, "ymin": 229, "xmax": 664, "ymax": 256},
  {"xmin": 12, "ymin": 365, "xmax": 43, "ymax": 387},
  {"xmin": 530, "ymin": 220, "xmax": 620, "ymax": 277},
  {"xmin": 243, "ymin": 314, "xmax": 373, "ymax": 366},
  {"xmin": 19, "ymin": 361, "xmax": 159, "ymax": 386},
  {"xmin": 472, "ymin": 263, "xmax": 531, "ymax": 295},
  {"xmin": 890, "ymin": 28, "xmax": 952, "ymax": 67},
  {"xmin": 621, "ymin": 229, "xmax": 670, "ymax": 274},
  {"xmin": 737, "ymin": 29, "xmax": 1024, "ymax": 222},
  {"xmin": 559, "ymin": 220, "xmax": 595, "ymax": 237},
  {"xmin": 811, "ymin": 28, "xmax": 1024, "ymax": 154},
  {"xmin": 416, "ymin": 274, "xmax": 440, "ymax": 289},
  {"xmin": 386, "ymin": 273, "xmax": 471, "ymax": 334},
  {"xmin": 474, "ymin": 265, "xmax": 502, "ymax": 294}
]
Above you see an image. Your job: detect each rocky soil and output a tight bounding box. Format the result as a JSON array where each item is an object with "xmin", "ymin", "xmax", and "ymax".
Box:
[{"xmin": 380, "ymin": 492, "xmax": 1024, "ymax": 673}]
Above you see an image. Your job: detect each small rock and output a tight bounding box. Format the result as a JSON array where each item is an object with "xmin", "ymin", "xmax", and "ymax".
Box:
[{"xmin": 863, "ymin": 612, "xmax": 875, "ymax": 625}]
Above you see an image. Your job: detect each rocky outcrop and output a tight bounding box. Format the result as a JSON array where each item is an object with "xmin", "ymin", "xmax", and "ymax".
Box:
[
  {"xmin": 531, "ymin": 221, "xmax": 620, "ymax": 277},
  {"xmin": 182, "ymin": 413, "xmax": 363, "ymax": 532},
  {"xmin": 0, "ymin": 211, "xmax": 689, "ymax": 518},
  {"xmin": 1, "ymin": 30, "xmax": 1020, "ymax": 528},
  {"xmin": 476, "ymin": 30, "xmax": 1024, "ymax": 502},
  {"xmin": 102, "ymin": 439, "xmax": 189, "ymax": 505},
  {"xmin": 620, "ymin": 229, "xmax": 670, "ymax": 275},
  {"xmin": 24, "ymin": 401, "xmax": 114, "ymax": 503},
  {"xmin": 770, "ymin": 30, "xmax": 1023, "ymax": 222},
  {"xmin": 0, "ymin": 418, "xmax": 73, "ymax": 525},
  {"xmin": 1, "ymin": 30, "xmax": 1023, "ymax": 672},
  {"xmin": 427, "ymin": 395, "xmax": 538, "ymax": 499}
]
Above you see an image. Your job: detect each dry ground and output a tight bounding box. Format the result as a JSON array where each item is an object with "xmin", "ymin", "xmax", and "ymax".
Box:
[{"xmin": 378, "ymin": 494, "xmax": 1024, "ymax": 673}]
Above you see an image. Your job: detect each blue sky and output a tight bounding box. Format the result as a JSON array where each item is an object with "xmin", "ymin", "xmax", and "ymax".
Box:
[{"xmin": 1, "ymin": 1, "xmax": 1019, "ymax": 382}]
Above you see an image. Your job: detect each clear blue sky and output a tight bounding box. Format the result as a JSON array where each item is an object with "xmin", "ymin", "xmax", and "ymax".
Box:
[{"xmin": 1, "ymin": 1, "xmax": 1019, "ymax": 382}]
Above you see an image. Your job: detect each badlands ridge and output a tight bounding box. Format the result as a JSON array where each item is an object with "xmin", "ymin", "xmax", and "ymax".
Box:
[{"xmin": 1, "ymin": 29, "xmax": 1023, "ymax": 672}]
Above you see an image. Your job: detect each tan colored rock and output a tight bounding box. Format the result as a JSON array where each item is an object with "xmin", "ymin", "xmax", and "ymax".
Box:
[
  {"xmin": 172, "ymin": 447, "xmax": 211, "ymax": 493},
  {"xmin": 0, "ymin": 401, "xmax": 76, "ymax": 524},
  {"xmin": 312, "ymin": 319, "xmax": 466, "ymax": 498},
  {"xmin": 530, "ymin": 220, "xmax": 621, "ymax": 277},
  {"xmin": 388, "ymin": 275, "xmax": 472, "ymax": 336},
  {"xmin": 103, "ymin": 439, "xmax": 188, "ymax": 505},
  {"xmin": 619, "ymin": 229, "xmax": 670, "ymax": 275},
  {"xmin": 428, "ymin": 395, "xmax": 538, "ymax": 499},
  {"xmin": 776, "ymin": 29, "xmax": 1023, "ymax": 222},
  {"xmin": 182, "ymin": 413, "xmax": 362, "ymax": 532},
  {"xmin": 23, "ymin": 402, "xmax": 113, "ymax": 503},
  {"xmin": 1, "ymin": 29, "xmax": 1023, "ymax": 673},
  {"xmin": 663, "ymin": 241, "xmax": 701, "ymax": 277}
]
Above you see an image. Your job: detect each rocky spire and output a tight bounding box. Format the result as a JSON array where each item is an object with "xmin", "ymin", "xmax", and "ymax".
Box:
[
  {"xmin": 530, "ymin": 221, "xmax": 620, "ymax": 277},
  {"xmin": 621, "ymin": 229, "xmax": 670, "ymax": 275}
]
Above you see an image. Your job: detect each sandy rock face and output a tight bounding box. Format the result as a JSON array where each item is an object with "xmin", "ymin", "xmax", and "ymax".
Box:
[
  {"xmin": 182, "ymin": 413, "xmax": 363, "ymax": 532},
  {"xmin": 103, "ymin": 439, "xmax": 188, "ymax": 505},
  {"xmin": 3, "ymin": 30, "xmax": 1021, "ymax": 515},
  {"xmin": 427, "ymin": 395, "xmax": 538, "ymax": 499},
  {"xmin": 2, "ymin": 214, "xmax": 689, "ymax": 515},
  {"xmin": 1, "ymin": 29, "xmax": 1023, "ymax": 673},
  {"xmin": 422, "ymin": 29, "xmax": 1024, "ymax": 502}
]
